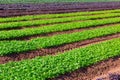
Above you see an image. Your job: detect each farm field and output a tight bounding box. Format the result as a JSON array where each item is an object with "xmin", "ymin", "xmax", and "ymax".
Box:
[
  {"xmin": 1, "ymin": 2, "xmax": 120, "ymax": 17},
  {"xmin": 0, "ymin": 0, "xmax": 120, "ymax": 3},
  {"xmin": 1, "ymin": 2, "xmax": 120, "ymax": 80}
]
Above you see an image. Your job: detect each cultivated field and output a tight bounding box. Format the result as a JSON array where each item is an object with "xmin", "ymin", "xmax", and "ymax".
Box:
[
  {"xmin": 1, "ymin": 2, "xmax": 120, "ymax": 17},
  {"xmin": 1, "ymin": 2, "xmax": 120, "ymax": 80},
  {"xmin": 0, "ymin": 0, "xmax": 120, "ymax": 3}
]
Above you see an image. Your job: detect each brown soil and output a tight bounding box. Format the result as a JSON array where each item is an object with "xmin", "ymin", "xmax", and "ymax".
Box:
[
  {"xmin": 0, "ymin": 33, "xmax": 120, "ymax": 64},
  {"xmin": 2, "ymin": 8, "xmax": 120, "ymax": 17},
  {"xmin": 1, "ymin": 2, "xmax": 120, "ymax": 17},
  {"xmin": 1, "ymin": 2, "xmax": 120, "ymax": 80},
  {"xmin": 93, "ymin": 69, "xmax": 120, "ymax": 80},
  {"xmin": 50, "ymin": 55, "xmax": 120, "ymax": 80}
]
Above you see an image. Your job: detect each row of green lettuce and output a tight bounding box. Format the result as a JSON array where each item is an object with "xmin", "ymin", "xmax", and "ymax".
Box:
[
  {"xmin": 1, "ymin": 17, "xmax": 120, "ymax": 40},
  {"xmin": 1, "ymin": 9, "xmax": 120, "ymax": 23},
  {"xmin": 1, "ymin": 13, "xmax": 120, "ymax": 30},
  {"xmin": 0, "ymin": 38, "xmax": 120, "ymax": 80},
  {"xmin": 0, "ymin": 24, "xmax": 120, "ymax": 56}
]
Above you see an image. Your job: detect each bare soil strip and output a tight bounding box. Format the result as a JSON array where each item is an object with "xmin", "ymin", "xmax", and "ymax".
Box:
[
  {"xmin": 50, "ymin": 55, "xmax": 120, "ymax": 80},
  {"xmin": 93, "ymin": 69, "xmax": 120, "ymax": 80},
  {"xmin": 4, "ymin": 23, "xmax": 120, "ymax": 41},
  {"xmin": 2, "ymin": 8, "xmax": 120, "ymax": 17},
  {"xmin": 1, "ymin": 2, "xmax": 120, "ymax": 17},
  {"xmin": 0, "ymin": 33, "xmax": 120, "ymax": 64},
  {"xmin": 2, "ymin": 2, "xmax": 120, "ymax": 10}
]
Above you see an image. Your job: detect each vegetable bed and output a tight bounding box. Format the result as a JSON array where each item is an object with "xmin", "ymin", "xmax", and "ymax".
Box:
[{"xmin": 1, "ymin": 9, "xmax": 120, "ymax": 80}]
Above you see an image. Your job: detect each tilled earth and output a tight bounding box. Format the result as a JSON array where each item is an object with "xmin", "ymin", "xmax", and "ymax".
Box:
[
  {"xmin": 1, "ymin": 2, "xmax": 120, "ymax": 17},
  {"xmin": 51, "ymin": 56, "xmax": 120, "ymax": 80}
]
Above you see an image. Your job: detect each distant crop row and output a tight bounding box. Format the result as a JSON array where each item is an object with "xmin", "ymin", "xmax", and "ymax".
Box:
[
  {"xmin": 1, "ymin": 24, "xmax": 120, "ymax": 56},
  {"xmin": 1, "ymin": 13, "xmax": 120, "ymax": 30},
  {"xmin": 0, "ymin": 17, "xmax": 120, "ymax": 40},
  {"xmin": 0, "ymin": 9, "xmax": 120, "ymax": 23},
  {"xmin": 0, "ymin": 38, "xmax": 120, "ymax": 80}
]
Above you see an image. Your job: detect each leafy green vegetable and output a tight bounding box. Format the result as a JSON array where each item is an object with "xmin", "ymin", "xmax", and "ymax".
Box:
[
  {"xmin": 1, "ymin": 13, "xmax": 120, "ymax": 30},
  {"xmin": 0, "ymin": 24, "xmax": 120, "ymax": 55},
  {"xmin": 1, "ymin": 17, "xmax": 120, "ymax": 40},
  {"xmin": 0, "ymin": 9, "xmax": 120, "ymax": 23},
  {"xmin": 0, "ymin": 38, "xmax": 120, "ymax": 80}
]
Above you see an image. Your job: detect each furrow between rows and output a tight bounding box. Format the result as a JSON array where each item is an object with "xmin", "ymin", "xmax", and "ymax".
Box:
[
  {"xmin": 1, "ymin": 13, "xmax": 120, "ymax": 30},
  {"xmin": 1, "ymin": 17, "xmax": 120, "ymax": 40},
  {"xmin": 0, "ymin": 33, "xmax": 120, "ymax": 64},
  {"xmin": 51, "ymin": 52, "xmax": 120, "ymax": 80},
  {"xmin": 3, "ymin": 23, "xmax": 119, "ymax": 41},
  {"xmin": 1, "ymin": 24, "xmax": 120, "ymax": 56},
  {"xmin": 1, "ymin": 9, "xmax": 120, "ymax": 23},
  {"xmin": 1, "ymin": 38, "xmax": 120, "ymax": 80}
]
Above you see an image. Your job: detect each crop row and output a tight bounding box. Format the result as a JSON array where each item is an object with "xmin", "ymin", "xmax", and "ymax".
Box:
[
  {"xmin": 1, "ymin": 9, "xmax": 120, "ymax": 23},
  {"xmin": 1, "ymin": 13, "xmax": 120, "ymax": 30},
  {"xmin": 1, "ymin": 17, "xmax": 120, "ymax": 40},
  {"xmin": 0, "ymin": 38, "xmax": 120, "ymax": 80},
  {"xmin": 1, "ymin": 24, "xmax": 120, "ymax": 56}
]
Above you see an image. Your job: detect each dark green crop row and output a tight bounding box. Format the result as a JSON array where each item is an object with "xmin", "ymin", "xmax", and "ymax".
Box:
[
  {"xmin": 1, "ymin": 9, "xmax": 120, "ymax": 23},
  {"xmin": 0, "ymin": 38, "xmax": 120, "ymax": 80},
  {"xmin": 1, "ymin": 13, "xmax": 120, "ymax": 30},
  {"xmin": 0, "ymin": 24, "xmax": 120, "ymax": 56},
  {"xmin": 1, "ymin": 17, "xmax": 120, "ymax": 40}
]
